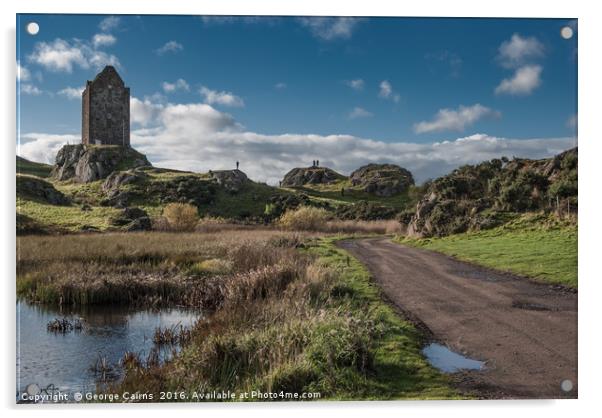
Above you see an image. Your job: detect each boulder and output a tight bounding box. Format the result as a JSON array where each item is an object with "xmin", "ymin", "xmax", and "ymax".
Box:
[
  {"xmin": 350, "ymin": 164, "xmax": 415, "ymax": 197},
  {"xmin": 281, "ymin": 167, "xmax": 345, "ymax": 187},
  {"xmin": 16, "ymin": 175, "xmax": 70, "ymax": 205},
  {"xmin": 209, "ymin": 169, "xmax": 248, "ymax": 192},
  {"xmin": 51, "ymin": 144, "xmax": 151, "ymax": 183},
  {"xmin": 109, "ymin": 207, "xmax": 152, "ymax": 231}
]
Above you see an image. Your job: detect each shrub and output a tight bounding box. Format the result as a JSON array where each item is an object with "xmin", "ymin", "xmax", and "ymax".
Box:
[
  {"xmin": 162, "ymin": 203, "xmax": 198, "ymax": 232},
  {"xmin": 277, "ymin": 206, "xmax": 330, "ymax": 231}
]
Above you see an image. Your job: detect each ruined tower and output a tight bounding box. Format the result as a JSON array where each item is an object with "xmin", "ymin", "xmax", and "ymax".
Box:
[{"xmin": 82, "ymin": 66, "xmax": 130, "ymax": 146}]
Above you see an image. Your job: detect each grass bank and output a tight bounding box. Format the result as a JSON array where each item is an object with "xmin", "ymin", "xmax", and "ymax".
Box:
[
  {"xmin": 107, "ymin": 234, "xmax": 458, "ymax": 400},
  {"xmin": 396, "ymin": 214, "xmax": 577, "ymax": 288}
]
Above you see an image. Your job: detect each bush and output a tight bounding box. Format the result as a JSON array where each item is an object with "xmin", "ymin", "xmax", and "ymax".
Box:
[
  {"xmin": 162, "ymin": 203, "xmax": 199, "ymax": 232},
  {"xmin": 277, "ymin": 206, "xmax": 330, "ymax": 231}
]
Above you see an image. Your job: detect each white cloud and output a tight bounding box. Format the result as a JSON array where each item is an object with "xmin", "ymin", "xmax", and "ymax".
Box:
[
  {"xmin": 57, "ymin": 86, "xmax": 84, "ymax": 100},
  {"xmin": 17, "ymin": 61, "xmax": 30, "ymax": 81},
  {"xmin": 199, "ymin": 86, "xmax": 244, "ymax": 107},
  {"xmin": 20, "ymin": 84, "xmax": 42, "ymax": 95},
  {"xmin": 345, "ymin": 79, "xmax": 364, "ymax": 91},
  {"xmin": 274, "ymin": 82, "xmax": 287, "ymax": 90},
  {"xmin": 495, "ymin": 65, "xmax": 542, "ymax": 96},
  {"xmin": 378, "ymin": 80, "xmax": 400, "ymax": 102},
  {"xmin": 18, "ymin": 133, "xmax": 79, "ymax": 164},
  {"xmin": 348, "ymin": 107, "xmax": 373, "ymax": 119},
  {"xmin": 414, "ymin": 104, "xmax": 500, "ymax": 134},
  {"xmin": 130, "ymin": 97, "xmax": 164, "ymax": 126},
  {"xmin": 28, "ymin": 38, "xmax": 120, "ymax": 73},
  {"xmin": 497, "ymin": 34, "xmax": 545, "ymax": 68},
  {"xmin": 92, "ymin": 33, "xmax": 116, "ymax": 48},
  {"xmin": 99, "ymin": 16, "xmax": 121, "ymax": 32},
  {"xmin": 156, "ymin": 41, "xmax": 183, "ymax": 55},
  {"xmin": 18, "ymin": 98, "xmax": 574, "ymax": 185},
  {"xmin": 298, "ymin": 17, "xmax": 361, "ymax": 41},
  {"xmin": 162, "ymin": 79, "xmax": 190, "ymax": 93}
]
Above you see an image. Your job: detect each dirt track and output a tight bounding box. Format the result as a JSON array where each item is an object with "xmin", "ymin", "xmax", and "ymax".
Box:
[{"xmin": 337, "ymin": 238, "xmax": 577, "ymax": 399}]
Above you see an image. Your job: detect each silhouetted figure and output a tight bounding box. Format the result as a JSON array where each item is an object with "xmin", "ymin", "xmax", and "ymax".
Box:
[
  {"xmin": 312, "ymin": 160, "xmax": 315, "ymax": 167},
  {"xmin": 317, "ymin": 160, "xmax": 320, "ymax": 167},
  {"xmin": 341, "ymin": 187, "xmax": 345, "ymax": 196},
  {"xmin": 236, "ymin": 161, "xmax": 239, "ymax": 170}
]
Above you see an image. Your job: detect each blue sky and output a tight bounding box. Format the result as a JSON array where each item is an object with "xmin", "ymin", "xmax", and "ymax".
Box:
[{"xmin": 17, "ymin": 15, "xmax": 577, "ymax": 183}]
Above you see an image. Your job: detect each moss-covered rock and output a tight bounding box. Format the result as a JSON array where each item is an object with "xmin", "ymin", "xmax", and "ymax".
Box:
[
  {"xmin": 407, "ymin": 148, "xmax": 578, "ymax": 237},
  {"xmin": 349, "ymin": 164, "xmax": 414, "ymax": 197},
  {"xmin": 17, "ymin": 175, "xmax": 70, "ymax": 205},
  {"xmin": 281, "ymin": 166, "xmax": 346, "ymax": 187}
]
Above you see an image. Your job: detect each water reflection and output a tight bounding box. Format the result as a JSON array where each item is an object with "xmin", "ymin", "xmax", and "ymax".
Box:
[{"xmin": 17, "ymin": 301, "xmax": 199, "ymax": 397}]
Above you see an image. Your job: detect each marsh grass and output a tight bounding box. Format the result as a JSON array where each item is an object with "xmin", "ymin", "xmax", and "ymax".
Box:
[{"xmin": 109, "ymin": 235, "xmax": 458, "ymax": 401}]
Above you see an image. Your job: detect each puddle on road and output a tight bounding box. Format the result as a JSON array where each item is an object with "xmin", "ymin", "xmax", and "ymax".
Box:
[{"xmin": 422, "ymin": 343, "xmax": 485, "ymax": 373}]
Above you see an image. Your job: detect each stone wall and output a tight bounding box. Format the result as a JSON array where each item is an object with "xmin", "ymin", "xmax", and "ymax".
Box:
[{"xmin": 82, "ymin": 66, "xmax": 130, "ymax": 147}]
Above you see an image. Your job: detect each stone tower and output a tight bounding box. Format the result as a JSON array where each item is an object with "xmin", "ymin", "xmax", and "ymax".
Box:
[{"xmin": 82, "ymin": 66, "xmax": 130, "ymax": 146}]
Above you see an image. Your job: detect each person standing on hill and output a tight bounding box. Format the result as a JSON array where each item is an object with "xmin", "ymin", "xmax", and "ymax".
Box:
[{"xmin": 236, "ymin": 161, "xmax": 239, "ymax": 170}]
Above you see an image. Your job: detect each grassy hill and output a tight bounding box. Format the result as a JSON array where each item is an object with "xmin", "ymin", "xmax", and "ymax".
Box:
[{"xmin": 17, "ymin": 156, "xmax": 52, "ymax": 178}]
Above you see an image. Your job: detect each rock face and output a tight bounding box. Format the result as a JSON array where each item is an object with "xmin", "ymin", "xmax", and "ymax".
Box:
[
  {"xmin": 210, "ymin": 169, "xmax": 248, "ymax": 192},
  {"xmin": 350, "ymin": 164, "xmax": 415, "ymax": 197},
  {"xmin": 407, "ymin": 148, "xmax": 578, "ymax": 238},
  {"xmin": 51, "ymin": 144, "xmax": 150, "ymax": 183},
  {"xmin": 281, "ymin": 167, "xmax": 345, "ymax": 187},
  {"xmin": 16, "ymin": 175, "xmax": 70, "ymax": 205},
  {"xmin": 109, "ymin": 207, "xmax": 152, "ymax": 231}
]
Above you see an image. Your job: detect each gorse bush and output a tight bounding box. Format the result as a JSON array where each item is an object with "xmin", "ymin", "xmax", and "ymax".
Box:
[
  {"xmin": 163, "ymin": 203, "xmax": 199, "ymax": 232},
  {"xmin": 277, "ymin": 206, "xmax": 331, "ymax": 231}
]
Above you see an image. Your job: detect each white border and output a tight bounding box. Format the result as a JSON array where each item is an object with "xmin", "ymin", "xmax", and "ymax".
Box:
[{"xmin": 3, "ymin": 1, "xmax": 600, "ymax": 418}]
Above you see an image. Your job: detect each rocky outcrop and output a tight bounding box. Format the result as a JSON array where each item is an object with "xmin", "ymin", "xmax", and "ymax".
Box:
[
  {"xmin": 16, "ymin": 175, "xmax": 70, "ymax": 205},
  {"xmin": 350, "ymin": 164, "xmax": 414, "ymax": 197},
  {"xmin": 335, "ymin": 201, "xmax": 399, "ymax": 221},
  {"xmin": 51, "ymin": 144, "xmax": 151, "ymax": 183},
  {"xmin": 407, "ymin": 148, "xmax": 578, "ymax": 238},
  {"xmin": 281, "ymin": 167, "xmax": 345, "ymax": 187},
  {"xmin": 209, "ymin": 169, "xmax": 248, "ymax": 193},
  {"xmin": 148, "ymin": 175, "xmax": 216, "ymax": 207},
  {"xmin": 109, "ymin": 207, "xmax": 152, "ymax": 231}
]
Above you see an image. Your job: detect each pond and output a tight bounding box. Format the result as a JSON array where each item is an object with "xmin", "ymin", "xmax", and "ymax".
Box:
[{"xmin": 16, "ymin": 300, "xmax": 199, "ymax": 400}]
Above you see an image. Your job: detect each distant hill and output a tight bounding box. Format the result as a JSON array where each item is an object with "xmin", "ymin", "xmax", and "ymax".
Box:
[
  {"xmin": 407, "ymin": 148, "xmax": 578, "ymax": 237},
  {"xmin": 16, "ymin": 156, "xmax": 52, "ymax": 178}
]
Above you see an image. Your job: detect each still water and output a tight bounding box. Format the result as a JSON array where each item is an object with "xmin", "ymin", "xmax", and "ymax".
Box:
[
  {"xmin": 422, "ymin": 343, "xmax": 485, "ymax": 373},
  {"xmin": 17, "ymin": 300, "xmax": 198, "ymax": 397}
]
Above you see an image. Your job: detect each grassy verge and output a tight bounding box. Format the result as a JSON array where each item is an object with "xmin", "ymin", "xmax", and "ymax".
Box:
[
  {"xmin": 112, "ymin": 236, "xmax": 459, "ymax": 400},
  {"xmin": 396, "ymin": 214, "xmax": 577, "ymax": 288}
]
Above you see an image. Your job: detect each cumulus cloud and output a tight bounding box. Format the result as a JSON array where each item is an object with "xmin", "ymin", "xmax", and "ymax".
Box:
[
  {"xmin": 162, "ymin": 79, "xmax": 190, "ymax": 93},
  {"xmin": 130, "ymin": 97, "xmax": 164, "ymax": 126},
  {"xmin": 18, "ymin": 133, "xmax": 79, "ymax": 164},
  {"xmin": 57, "ymin": 86, "xmax": 84, "ymax": 100},
  {"xmin": 28, "ymin": 38, "xmax": 120, "ymax": 73},
  {"xmin": 348, "ymin": 107, "xmax": 373, "ymax": 119},
  {"xmin": 414, "ymin": 104, "xmax": 500, "ymax": 134},
  {"xmin": 99, "ymin": 16, "xmax": 121, "ymax": 32},
  {"xmin": 345, "ymin": 79, "xmax": 364, "ymax": 91},
  {"xmin": 20, "ymin": 84, "xmax": 42, "ymax": 95},
  {"xmin": 497, "ymin": 33, "xmax": 545, "ymax": 68},
  {"xmin": 18, "ymin": 99, "xmax": 574, "ymax": 185},
  {"xmin": 495, "ymin": 65, "xmax": 542, "ymax": 96},
  {"xmin": 378, "ymin": 80, "xmax": 400, "ymax": 102},
  {"xmin": 199, "ymin": 86, "xmax": 244, "ymax": 107},
  {"xmin": 92, "ymin": 33, "xmax": 116, "ymax": 48},
  {"xmin": 298, "ymin": 17, "xmax": 361, "ymax": 41},
  {"xmin": 17, "ymin": 61, "xmax": 30, "ymax": 81},
  {"xmin": 156, "ymin": 41, "xmax": 183, "ymax": 55}
]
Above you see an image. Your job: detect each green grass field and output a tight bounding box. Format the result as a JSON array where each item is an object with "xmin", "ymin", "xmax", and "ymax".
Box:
[
  {"xmin": 16, "ymin": 156, "xmax": 52, "ymax": 178},
  {"xmin": 397, "ymin": 214, "xmax": 577, "ymax": 288}
]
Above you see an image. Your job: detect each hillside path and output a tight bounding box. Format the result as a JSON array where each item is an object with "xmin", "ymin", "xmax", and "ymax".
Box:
[{"xmin": 337, "ymin": 238, "xmax": 577, "ymax": 399}]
